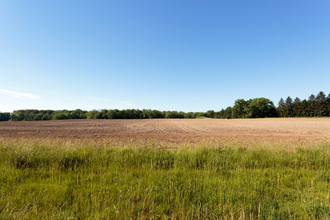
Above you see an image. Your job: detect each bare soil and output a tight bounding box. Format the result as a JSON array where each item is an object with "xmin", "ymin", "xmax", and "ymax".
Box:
[{"xmin": 1, "ymin": 118, "xmax": 330, "ymax": 144}]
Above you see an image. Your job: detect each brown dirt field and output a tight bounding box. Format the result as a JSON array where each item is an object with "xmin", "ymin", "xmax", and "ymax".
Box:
[{"xmin": 0, "ymin": 118, "xmax": 330, "ymax": 145}]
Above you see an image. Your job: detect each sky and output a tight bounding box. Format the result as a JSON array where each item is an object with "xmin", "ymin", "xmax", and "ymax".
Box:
[{"xmin": 1, "ymin": 0, "xmax": 330, "ymax": 112}]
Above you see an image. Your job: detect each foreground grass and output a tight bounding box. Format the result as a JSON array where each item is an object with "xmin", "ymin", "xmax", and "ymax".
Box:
[{"xmin": 0, "ymin": 140, "xmax": 329, "ymax": 219}]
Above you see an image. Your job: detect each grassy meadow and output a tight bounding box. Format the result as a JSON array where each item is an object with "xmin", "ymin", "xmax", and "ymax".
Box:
[{"xmin": 0, "ymin": 139, "xmax": 329, "ymax": 219}]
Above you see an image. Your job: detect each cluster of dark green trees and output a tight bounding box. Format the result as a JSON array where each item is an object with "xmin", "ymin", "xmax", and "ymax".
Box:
[
  {"xmin": 0, "ymin": 91, "xmax": 329, "ymax": 121},
  {"xmin": 277, "ymin": 91, "xmax": 330, "ymax": 117},
  {"xmin": 0, "ymin": 112, "xmax": 10, "ymax": 121},
  {"xmin": 1, "ymin": 109, "xmax": 208, "ymax": 121},
  {"xmin": 219, "ymin": 92, "xmax": 330, "ymax": 119},
  {"xmin": 2, "ymin": 109, "xmax": 88, "ymax": 121},
  {"xmin": 221, "ymin": 98, "xmax": 278, "ymax": 119}
]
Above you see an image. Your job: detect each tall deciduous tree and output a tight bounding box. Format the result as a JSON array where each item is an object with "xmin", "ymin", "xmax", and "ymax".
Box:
[
  {"xmin": 248, "ymin": 98, "xmax": 277, "ymax": 118},
  {"xmin": 232, "ymin": 99, "xmax": 251, "ymax": 118}
]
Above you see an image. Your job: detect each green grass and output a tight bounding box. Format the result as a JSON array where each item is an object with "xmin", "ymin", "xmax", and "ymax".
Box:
[{"xmin": 0, "ymin": 140, "xmax": 329, "ymax": 219}]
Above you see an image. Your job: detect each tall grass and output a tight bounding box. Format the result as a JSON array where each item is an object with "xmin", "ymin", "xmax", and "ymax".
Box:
[{"xmin": 0, "ymin": 139, "xmax": 329, "ymax": 219}]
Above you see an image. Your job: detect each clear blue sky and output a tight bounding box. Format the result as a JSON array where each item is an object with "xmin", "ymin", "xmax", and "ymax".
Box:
[{"xmin": 1, "ymin": 0, "xmax": 329, "ymax": 112}]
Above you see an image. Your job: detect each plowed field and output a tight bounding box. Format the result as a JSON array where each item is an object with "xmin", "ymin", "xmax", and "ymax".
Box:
[{"xmin": 1, "ymin": 118, "xmax": 329, "ymax": 144}]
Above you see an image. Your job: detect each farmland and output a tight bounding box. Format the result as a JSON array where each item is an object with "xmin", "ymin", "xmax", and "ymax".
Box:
[
  {"xmin": 0, "ymin": 118, "xmax": 329, "ymax": 219},
  {"xmin": 1, "ymin": 118, "xmax": 330, "ymax": 144}
]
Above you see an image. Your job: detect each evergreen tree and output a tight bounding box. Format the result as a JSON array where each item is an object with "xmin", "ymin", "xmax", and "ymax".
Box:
[
  {"xmin": 293, "ymin": 97, "xmax": 301, "ymax": 117},
  {"xmin": 326, "ymin": 94, "xmax": 330, "ymax": 116},
  {"xmin": 315, "ymin": 91, "xmax": 328, "ymax": 116},
  {"xmin": 300, "ymin": 100, "xmax": 310, "ymax": 117},
  {"xmin": 316, "ymin": 91, "xmax": 326, "ymax": 101},
  {"xmin": 277, "ymin": 98, "xmax": 285, "ymax": 117},
  {"xmin": 283, "ymin": 97, "xmax": 293, "ymax": 117},
  {"xmin": 308, "ymin": 94, "xmax": 316, "ymax": 116}
]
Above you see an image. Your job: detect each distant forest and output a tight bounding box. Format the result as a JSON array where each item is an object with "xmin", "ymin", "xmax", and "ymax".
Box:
[{"xmin": 1, "ymin": 91, "xmax": 329, "ymax": 121}]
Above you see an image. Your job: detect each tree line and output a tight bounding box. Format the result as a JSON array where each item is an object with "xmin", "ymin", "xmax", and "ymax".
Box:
[
  {"xmin": 0, "ymin": 91, "xmax": 329, "ymax": 121},
  {"xmin": 277, "ymin": 91, "xmax": 330, "ymax": 117}
]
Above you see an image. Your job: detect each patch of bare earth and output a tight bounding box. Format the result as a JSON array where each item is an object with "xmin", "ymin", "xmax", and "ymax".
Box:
[{"xmin": 0, "ymin": 118, "xmax": 329, "ymax": 145}]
